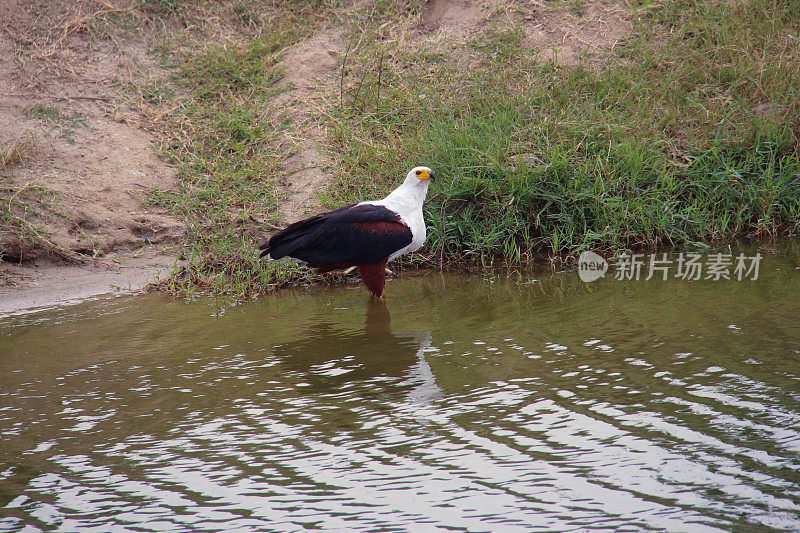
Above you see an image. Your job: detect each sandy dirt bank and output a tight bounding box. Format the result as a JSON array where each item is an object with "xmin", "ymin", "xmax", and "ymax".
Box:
[{"xmin": 0, "ymin": 250, "xmax": 177, "ymax": 316}]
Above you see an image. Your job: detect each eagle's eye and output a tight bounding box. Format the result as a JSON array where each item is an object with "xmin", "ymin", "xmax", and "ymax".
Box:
[{"xmin": 415, "ymin": 170, "xmax": 421, "ymax": 175}]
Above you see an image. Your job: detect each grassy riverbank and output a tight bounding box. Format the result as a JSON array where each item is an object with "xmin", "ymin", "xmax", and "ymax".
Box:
[
  {"xmin": 166, "ymin": 0, "xmax": 800, "ymax": 294},
  {"xmin": 328, "ymin": 0, "xmax": 800, "ymax": 268}
]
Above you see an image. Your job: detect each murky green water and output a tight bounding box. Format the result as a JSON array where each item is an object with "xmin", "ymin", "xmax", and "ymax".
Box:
[{"xmin": 2, "ymin": 248, "xmax": 800, "ymax": 532}]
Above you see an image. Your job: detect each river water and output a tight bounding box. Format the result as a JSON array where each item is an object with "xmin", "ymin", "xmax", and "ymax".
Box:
[{"xmin": 1, "ymin": 247, "xmax": 799, "ymax": 532}]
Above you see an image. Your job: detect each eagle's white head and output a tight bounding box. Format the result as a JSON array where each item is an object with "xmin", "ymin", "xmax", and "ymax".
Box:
[
  {"xmin": 377, "ymin": 166, "xmax": 435, "ymax": 213},
  {"xmin": 405, "ymin": 166, "xmax": 435, "ymax": 186}
]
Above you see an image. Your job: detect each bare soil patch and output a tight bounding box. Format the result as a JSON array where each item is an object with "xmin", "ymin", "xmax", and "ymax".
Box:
[
  {"xmin": 0, "ymin": 0, "xmax": 183, "ymax": 264},
  {"xmin": 418, "ymin": 0, "xmax": 631, "ymax": 65},
  {"xmin": 271, "ymin": 30, "xmax": 344, "ymax": 222}
]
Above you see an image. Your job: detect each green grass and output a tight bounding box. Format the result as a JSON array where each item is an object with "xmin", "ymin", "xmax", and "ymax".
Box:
[
  {"xmin": 23, "ymin": 104, "xmax": 90, "ymax": 144},
  {"xmin": 24, "ymin": 104, "xmax": 87, "ymax": 127},
  {"xmin": 325, "ymin": 0, "xmax": 800, "ymax": 267},
  {"xmin": 2, "ymin": 0, "xmax": 345, "ymax": 284}
]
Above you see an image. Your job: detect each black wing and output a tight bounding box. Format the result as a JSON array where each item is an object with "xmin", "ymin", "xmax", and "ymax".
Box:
[{"xmin": 259, "ymin": 204, "xmax": 413, "ymax": 265}]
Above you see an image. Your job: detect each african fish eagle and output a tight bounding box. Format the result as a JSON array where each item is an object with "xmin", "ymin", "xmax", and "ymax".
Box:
[{"xmin": 259, "ymin": 166, "xmax": 435, "ymax": 298}]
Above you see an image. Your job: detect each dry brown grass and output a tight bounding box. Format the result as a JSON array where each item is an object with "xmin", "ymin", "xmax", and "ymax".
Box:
[{"xmin": 0, "ymin": 136, "xmax": 35, "ymax": 170}]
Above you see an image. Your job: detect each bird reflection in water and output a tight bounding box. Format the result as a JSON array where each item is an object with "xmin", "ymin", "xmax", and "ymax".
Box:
[{"xmin": 273, "ymin": 299, "xmax": 442, "ymax": 403}]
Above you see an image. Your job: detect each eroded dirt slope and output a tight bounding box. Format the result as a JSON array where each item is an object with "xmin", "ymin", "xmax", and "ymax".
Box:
[{"xmin": 0, "ymin": 0, "xmax": 183, "ymax": 263}]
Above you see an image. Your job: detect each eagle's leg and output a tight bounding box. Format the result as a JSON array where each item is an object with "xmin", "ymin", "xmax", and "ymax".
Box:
[
  {"xmin": 343, "ymin": 266, "xmax": 358, "ymax": 275},
  {"xmin": 358, "ymin": 258, "xmax": 389, "ymax": 298}
]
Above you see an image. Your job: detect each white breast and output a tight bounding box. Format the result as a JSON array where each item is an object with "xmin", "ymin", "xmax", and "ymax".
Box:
[{"xmin": 390, "ymin": 209, "xmax": 426, "ymax": 261}]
